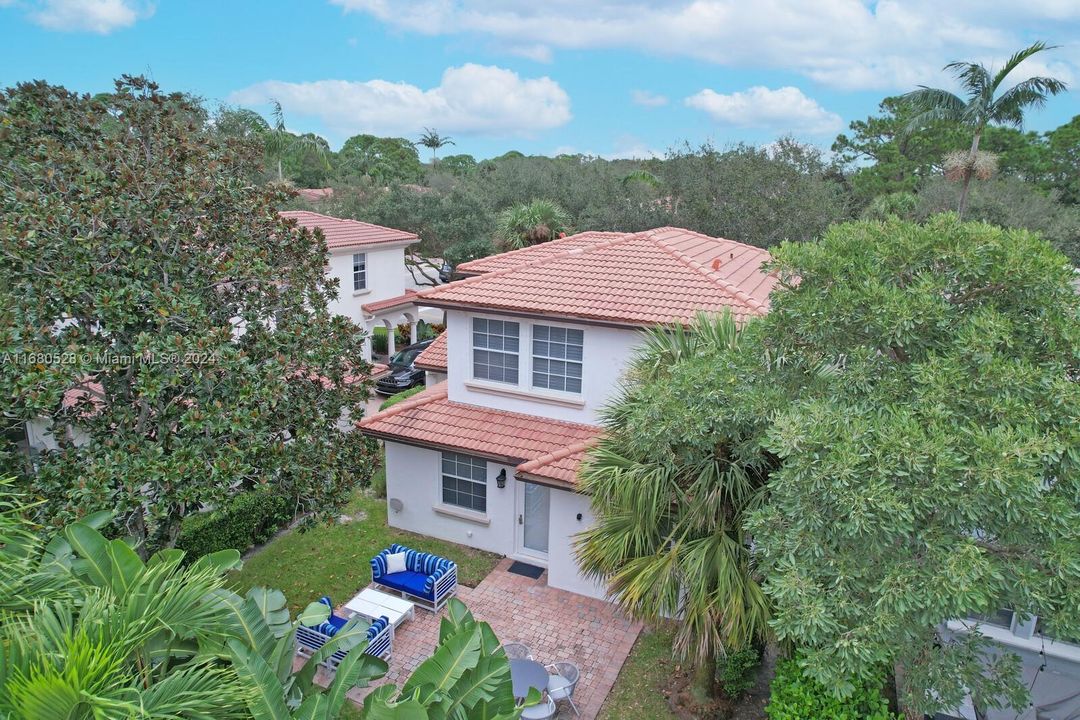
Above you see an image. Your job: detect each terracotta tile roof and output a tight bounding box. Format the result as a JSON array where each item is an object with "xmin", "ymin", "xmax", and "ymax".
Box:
[
  {"xmin": 361, "ymin": 290, "xmax": 419, "ymax": 315},
  {"xmin": 63, "ymin": 380, "xmax": 104, "ymax": 413},
  {"xmin": 455, "ymin": 231, "xmax": 625, "ymax": 276},
  {"xmin": 279, "ymin": 210, "xmax": 418, "ymax": 250},
  {"xmin": 296, "ymin": 187, "xmax": 333, "ymax": 202},
  {"xmin": 416, "ymin": 227, "xmax": 775, "ymax": 327},
  {"xmin": 358, "ymin": 382, "xmax": 600, "ymax": 487},
  {"xmin": 414, "ymin": 332, "xmax": 447, "ymax": 372}
]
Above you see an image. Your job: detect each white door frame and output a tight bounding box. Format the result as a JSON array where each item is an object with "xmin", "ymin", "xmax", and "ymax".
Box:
[{"xmin": 513, "ymin": 480, "xmax": 550, "ymax": 566}]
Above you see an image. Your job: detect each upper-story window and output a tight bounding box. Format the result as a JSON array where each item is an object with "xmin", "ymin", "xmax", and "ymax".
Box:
[
  {"xmin": 532, "ymin": 325, "xmax": 583, "ymax": 393},
  {"xmin": 352, "ymin": 253, "xmax": 367, "ymax": 291},
  {"xmin": 473, "ymin": 318, "xmax": 519, "ymax": 384}
]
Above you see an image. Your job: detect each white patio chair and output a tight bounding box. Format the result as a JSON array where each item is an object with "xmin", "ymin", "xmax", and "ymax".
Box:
[
  {"xmin": 502, "ymin": 642, "xmax": 532, "ymax": 660},
  {"xmin": 546, "ymin": 661, "xmax": 580, "ymax": 716},
  {"xmin": 520, "ymin": 696, "xmax": 557, "ymax": 720}
]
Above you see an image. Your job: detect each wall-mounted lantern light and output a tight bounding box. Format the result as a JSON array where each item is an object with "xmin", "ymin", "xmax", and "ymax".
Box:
[{"xmin": 496, "ymin": 469, "xmax": 507, "ymax": 489}]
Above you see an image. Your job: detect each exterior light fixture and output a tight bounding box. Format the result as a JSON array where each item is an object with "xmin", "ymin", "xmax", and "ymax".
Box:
[{"xmin": 496, "ymin": 469, "xmax": 507, "ymax": 489}]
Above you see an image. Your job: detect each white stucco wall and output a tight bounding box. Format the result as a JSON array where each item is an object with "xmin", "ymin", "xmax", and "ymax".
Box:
[
  {"xmin": 25, "ymin": 418, "xmax": 89, "ymax": 451},
  {"xmin": 444, "ymin": 309, "xmax": 642, "ymax": 424},
  {"xmin": 383, "ymin": 441, "xmax": 516, "ymax": 555},
  {"xmin": 384, "ymin": 441, "xmax": 610, "ymax": 599},
  {"xmin": 325, "ymin": 243, "xmax": 410, "ymax": 325},
  {"xmin": 424, "ymin": 370, "xmax": 448, "ymax": 386},
  {"xmin": 546, "ymin": 487, "xmax": 608, "ymax": 599}
]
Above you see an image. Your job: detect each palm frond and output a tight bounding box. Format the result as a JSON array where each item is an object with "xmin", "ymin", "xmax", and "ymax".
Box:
[
  {"xmin": 989, "ymin": 41, "xmax": 1058, "ymax": 91},
  {"xmin": 944, "ymin": 61, "xmax": 990, "ymax": 98},
  {"xmin": 900, "ymin": 88, "xmax": 966, "ymax": 135},
  {"xmin": 990, "ymin": 76, "xmax": 1069, "ymax": 126}
]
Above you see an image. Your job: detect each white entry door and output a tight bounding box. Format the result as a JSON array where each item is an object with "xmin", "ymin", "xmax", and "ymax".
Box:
[{"xmin": 516, "ymin": 481, "xmax": 550, "ymax": 562}]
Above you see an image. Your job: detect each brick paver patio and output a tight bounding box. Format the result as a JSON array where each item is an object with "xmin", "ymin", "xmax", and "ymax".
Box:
[{"xmin": 303, "ymin": 558, "xmax": 642, "ymax": 719}]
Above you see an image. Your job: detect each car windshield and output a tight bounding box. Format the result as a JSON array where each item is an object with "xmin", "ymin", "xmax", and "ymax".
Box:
[{"xmin": 389, "ymin": 347, "xmax": 423, "ymax": 367}]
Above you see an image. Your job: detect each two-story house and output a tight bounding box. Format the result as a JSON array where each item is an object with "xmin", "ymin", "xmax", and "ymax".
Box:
[
  {"xmin": 358, "ymin": 227, "xmax": 776, "ymax": 599},
  {"xmin": 279, "ymin": 210, "xmax": 423, "ymax": 359}
]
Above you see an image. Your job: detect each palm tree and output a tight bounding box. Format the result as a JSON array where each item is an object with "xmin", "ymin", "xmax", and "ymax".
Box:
[
  {"xmin": 416, "ymin": 127, "xmax": 455, "ymax": 165},
  {"xmin": 265, "ymin": 99, "xmax": 329, "ymax": 183},
  {"xmin": 575, "ymin": 312, "xmax": 772, "ymax": 704},
  {"xmin": 495, "ymin": 199, "xmax": 571, "ymax": 249},
  {"xmin": 903, "ymin": 41, "xmax": 1067, "ymax": 218}
]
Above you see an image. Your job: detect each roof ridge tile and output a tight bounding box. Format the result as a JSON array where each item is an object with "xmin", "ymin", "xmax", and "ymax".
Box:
[
  {"xmin": 455, "ymin": 230, "xmax": 626, "ymax": 273},
  {"xmin": 652, "ymin": 236, "xmax": 770, "ymax": 316},
  {"xmin": 417, "ymin": 232, "xmax": 641, "ymax": 302}
]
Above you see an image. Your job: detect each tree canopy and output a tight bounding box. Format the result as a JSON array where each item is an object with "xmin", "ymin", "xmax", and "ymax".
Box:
[
  {"xmin": 746, "ymin": 216, "xmax": 1080, "ymax": 716},
  {"xmin": 0, "ymin": 77, "xmax": 377, "ymax": 554}
]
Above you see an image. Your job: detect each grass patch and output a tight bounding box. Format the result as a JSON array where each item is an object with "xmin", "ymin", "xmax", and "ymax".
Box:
[
  {"xmin": 230, "ymin": 490, "xmax": 501, "ymax": 613},
  {"xmin": 598, "ymin": 623, "xmax": 679, "ymax": 720}
]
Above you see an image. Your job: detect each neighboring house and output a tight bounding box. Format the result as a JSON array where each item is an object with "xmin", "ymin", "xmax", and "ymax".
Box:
[
  {"xmin": 279, "ymin": 210, "xmax": 422, "ymax": 359},
  {"xmin": 358, "ymin": 227, "xmax": 776, "ymax": 599}
]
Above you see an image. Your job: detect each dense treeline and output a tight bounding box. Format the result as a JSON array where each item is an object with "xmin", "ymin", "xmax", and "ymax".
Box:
[{"xmin": 212, "ymin": 97, "xmax": 1080, "ymax": 270}]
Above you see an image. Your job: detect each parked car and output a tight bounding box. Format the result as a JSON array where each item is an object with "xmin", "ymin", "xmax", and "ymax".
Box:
[
  {"xmin": 375, "ymin": 338, "xmax": 435, "ymax": 395},
  {"xmin": 438, "ymin": 261, "xmax": 454, "ymax": 284}
]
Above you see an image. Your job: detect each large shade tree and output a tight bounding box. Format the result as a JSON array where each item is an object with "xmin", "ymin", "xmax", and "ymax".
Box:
[
  {"xmin": 576, "ymin": 312, "xmax": 773, "ymax": 704},
  {"xmin": 0, "ymin": 77, "xmax": 377, "ymax": 554},
  {"xmin": 747, "ymin": 216, "xmax": 1080, "ymax": 718},
  {"xmin": 903, "ymin": 42, "xmax": 1068, "ymax": 218}
]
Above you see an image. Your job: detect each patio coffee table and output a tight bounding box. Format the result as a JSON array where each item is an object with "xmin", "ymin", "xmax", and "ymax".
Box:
[{"xmin": 344, "ymin": 587, "xmax": 415, "ymax": 628}]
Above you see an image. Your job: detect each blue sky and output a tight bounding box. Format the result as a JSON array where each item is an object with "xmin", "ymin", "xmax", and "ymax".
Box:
[{"xmin": 2, "ymin": 1, "xmax": 1078, "ymax": 160}]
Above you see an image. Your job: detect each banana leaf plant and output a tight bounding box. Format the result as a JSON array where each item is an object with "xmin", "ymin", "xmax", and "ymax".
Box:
[
  {"xmin": 216, "ymin": 584, "xmax": 389, "ymax": 715},
  {"xmin": 0, "ymin": 509, "xmax": 251, "ymax": 718},
  {"xmin": 362, "ymin": 598, "xmax": 539, "ymax": 720}
]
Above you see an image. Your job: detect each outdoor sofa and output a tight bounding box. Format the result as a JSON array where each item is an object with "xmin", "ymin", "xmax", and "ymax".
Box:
[
  {"xmin": 370, "ymin": 543, "xmax": 458, "ymax": 611},
  {"xmin": 295, "ymin": 595, "xmax": 393, "ymax": 668}
]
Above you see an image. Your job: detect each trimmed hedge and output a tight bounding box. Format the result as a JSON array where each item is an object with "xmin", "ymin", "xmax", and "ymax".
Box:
[
  {"xmin": 378, "ymin": 385, "xmax": 426, "ymax": 411},
  {"xmin": 176, "ymin": 487, "xmax": 293, "ymax": 559},
  {"xmin": 765, "ymin": 657, "xmax": 900, "ymax": 720}
]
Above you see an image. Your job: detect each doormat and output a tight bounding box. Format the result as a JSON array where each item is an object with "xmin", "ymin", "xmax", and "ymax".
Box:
[{"xmin": 507, "ymin": 561, "xmax": 545, "ymax": 579}]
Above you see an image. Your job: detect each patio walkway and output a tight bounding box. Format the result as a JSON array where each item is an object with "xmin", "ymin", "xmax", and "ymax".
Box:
[{"xmin": 313, "ymin": 558, "xmax": 643, "ymax": 719}]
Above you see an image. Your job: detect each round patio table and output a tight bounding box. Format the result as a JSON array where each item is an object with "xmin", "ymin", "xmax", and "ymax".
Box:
[{"xmin": 509, "ymin": 658, "xmax": 549, "ymax": 701}]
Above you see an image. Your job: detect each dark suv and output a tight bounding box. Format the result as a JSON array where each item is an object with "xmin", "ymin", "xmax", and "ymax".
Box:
[{"xmin": 374, "ymin": 338, "xmax": 435, "ymax": 395}]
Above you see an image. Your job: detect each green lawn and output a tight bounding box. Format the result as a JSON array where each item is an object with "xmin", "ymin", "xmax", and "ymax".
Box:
[
  {"xmin": 230, "ymin": 489, "xmax": 501, "ymax": 613},
  {"xmin": 597, "ymin": 624, "xmax": 679, "ymax": 720}
]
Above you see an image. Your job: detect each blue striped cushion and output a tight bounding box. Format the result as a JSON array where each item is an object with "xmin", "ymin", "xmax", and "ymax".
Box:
[
  {"xmin": 372, "ymin": 544, "xmax": 455, "ymax": 594},
  {"xmin": 366, "ymin": 616, "xmax": 389, "ymax": 639}
]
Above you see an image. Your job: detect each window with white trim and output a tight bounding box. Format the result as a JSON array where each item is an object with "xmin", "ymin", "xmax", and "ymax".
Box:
[
  {"xmin": 472, "ymin": 318, "xmax": 519, "ymax": 384},
  {"xmin": 441, "ymin": 451, "xmax": 487, "ymax": 513},
  {"xmin": 352, "ymin": 253, "xmax": 367, "ymax": 291},
  {"xmin": 532, "ymin": 325, "xmax": 583, "ymax": 393}
]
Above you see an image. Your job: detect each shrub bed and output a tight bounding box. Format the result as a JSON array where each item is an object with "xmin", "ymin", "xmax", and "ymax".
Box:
[
  {"xmin": 766, "ymin": 656, "xmax": 899, "ymax": 720},
  {"xmin": 176, "ymin": 487, "xmax": 293, "ymax": 558}
]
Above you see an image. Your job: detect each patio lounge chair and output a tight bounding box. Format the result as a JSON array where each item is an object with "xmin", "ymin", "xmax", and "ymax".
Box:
[
  {"xmin": 295, "ymin": 596, "xmax": 393, "ymax": 668},
  {"xmin": 371, "ymin": 543, "xmax": 458, "ymax": 611}
]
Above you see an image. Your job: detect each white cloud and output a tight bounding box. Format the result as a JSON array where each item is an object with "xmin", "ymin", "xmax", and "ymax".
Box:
[
  {"xmin": 26, "ymin": 0, "xmax": 151, "ymax": 33},
  {"xmin": 631, "ymin": 90, "xmax": 668, "ymax": 107},
  {"xmin": 329, "ymin": 0, "xmax": 1080, "ymax": 91},
  {"xmin": 685, "ymin": 86, "xmax": 843, "ymax": 135},
  {"xmin": 229, "ymin": 64, "xmax": 571, "ymax": 139},
  {"xmin": 503, "ymin": 43, "xmax": 553, "ymax": 63}
]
